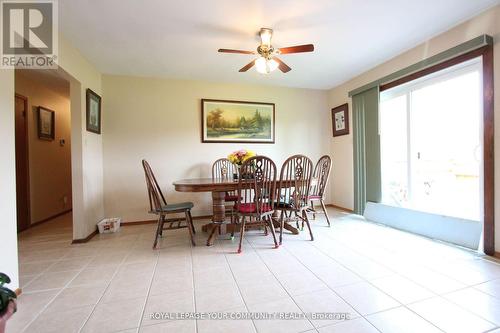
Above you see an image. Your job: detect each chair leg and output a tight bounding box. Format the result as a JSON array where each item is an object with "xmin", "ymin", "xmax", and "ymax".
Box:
[
  {"xmin": 231, "ymin": 215, "xmax": 238, "ymax": 238},
  {"xmin": 297, "ymin": 211, "xmax": 304, "ymax": 230},
  {"xmin": 187, "ymin": 210, "xmax": 196, "ymax": 234},
  {"xmin": 302, "ymin": 210, "xmax": 314, "ymax": 241},
  {"xmin": 267, "ymin": 216, "xmax": 279, "ymax": 249},
  {"xmin": 159, "ymin": 216, "xmax": 164, "ymax": 237},
  {"xmin": 238, "ymin": 217, "xmax": 247, "ymax": 253},
  {"xmin": 207, "ymin": 223, "xmax": 218, "ymax": 246},
  {"xmin": 320, "ymin": 199, "xmax": 331, "ymax": 227},
  {"xmin": 279, "ymin": 210, "xmax": 284, "ymax": 245},
  {"xmin": 311, "ymin": 201, "xmax": 316, "ymax": 220},
  {"xmin": 185, "ymin": 210, "xmax": 196, "ymax": 246},
  {"xmin": 263, "ymin": 223, "xmax": 268, "ymax": 236},
  {"xmin": 152, "ymin": 215, "xmax": 163, "ymax": 249}
]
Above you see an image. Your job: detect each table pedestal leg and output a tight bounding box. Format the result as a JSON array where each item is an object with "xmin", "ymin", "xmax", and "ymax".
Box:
[
  {"xmin": 272, "ymin": 211, "xmax": 300, "ymax": 235},
  {"xmin": 206, "ymin": 191, "xmax": 226, "ymax": 246}
]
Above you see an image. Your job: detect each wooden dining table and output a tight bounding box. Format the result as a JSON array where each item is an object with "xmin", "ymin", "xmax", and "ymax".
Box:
[{"xmin": 173, "ymin": 178, "xmax": 304, "ymax": 245}]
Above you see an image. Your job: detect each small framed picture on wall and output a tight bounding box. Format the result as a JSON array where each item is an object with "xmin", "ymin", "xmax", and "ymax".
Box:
[
  {"xmin": 86, "ymin": 88, "xmax": 102, "ymax": 134},
  {"xmin": 37, "ymin": 106, "xmax": 55, "ymax": 140},
  {"xmin": 332, "ymin": 103, "xmax": 349, "ymax": 137}
]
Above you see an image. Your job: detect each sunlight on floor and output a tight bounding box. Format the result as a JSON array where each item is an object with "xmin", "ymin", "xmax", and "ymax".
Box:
[{"xmin": 10, "ymin": 209, "xmax": 500, "ymax": 333}]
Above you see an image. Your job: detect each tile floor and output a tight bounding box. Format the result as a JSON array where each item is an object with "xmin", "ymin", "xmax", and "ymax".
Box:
[{"xmin": 8, "ymin": 210, "xmax": 500, "ymax": 333}]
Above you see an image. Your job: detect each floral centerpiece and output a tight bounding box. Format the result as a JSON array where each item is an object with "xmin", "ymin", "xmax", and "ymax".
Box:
[{"xmin": 228, "ymin": 149, "xmax": 256, "ymax": 179}]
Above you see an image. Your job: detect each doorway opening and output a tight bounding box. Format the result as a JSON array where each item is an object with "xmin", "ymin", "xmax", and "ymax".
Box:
[{"xmin": 14, "ymin": 69, "xmax": 73, "ymax": 242}]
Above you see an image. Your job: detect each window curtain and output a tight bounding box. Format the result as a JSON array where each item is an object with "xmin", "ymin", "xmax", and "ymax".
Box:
[{"xmin": 352, "ymin": 86, "xmax": 381, "ymax": 215}]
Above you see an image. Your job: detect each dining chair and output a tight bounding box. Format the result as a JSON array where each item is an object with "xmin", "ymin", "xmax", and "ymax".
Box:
[
  {"xmin": 233, "ymin": 156, "xmax": 279, "ymax": 253},
  {"xmin": 275, "ymin": 154, "xmax": 314, "ymax": 244},
  {"xmin": 142, "ymin": 159, "xmax": 196, "ymax": 249},
  {"xmin": 307, "ymin": 155, "xmax": 332, "ymax": 226},
  {"xmin": 212, "ymin": 157, "xmax": 239, "ymax": 220}
]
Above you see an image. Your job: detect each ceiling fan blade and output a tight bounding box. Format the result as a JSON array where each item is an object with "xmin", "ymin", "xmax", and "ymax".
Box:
[
  {"xmin": 273, "ymin": 57, "xmax": 292, "ymax": 73},
  {"xmin": 239, "ymin": 59, "xmax": 256, "ymax": 72},
  {"xmin": 278, "ymin": 44, "xmax": 314, "ymax": 54},
  {"xmin": 218, "ymin": 48, "xmax": 255, "ymax": 54}
]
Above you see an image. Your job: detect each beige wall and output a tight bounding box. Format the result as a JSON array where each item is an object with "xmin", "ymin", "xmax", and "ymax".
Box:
[
  {"xmin": 0, "ymin": 32, "xmax": 103, "ymax": 290},
  {"xmin": 15, "ymin": 70, "xmax": 72, "ymax": 224},
  {"xmin": 328, "ymin": 5, "xmax": 500, "ymax": 250},
  {"xmin": 0, "ymin": 69, "xmax": 19, "ymax": 289},
  {"xmin": 58, "ymin": 34, "xmax": 104, "ymax": 240},
  {"xmin": 102, "ymin": 75, "xmax": 330, "ymax": 221}
]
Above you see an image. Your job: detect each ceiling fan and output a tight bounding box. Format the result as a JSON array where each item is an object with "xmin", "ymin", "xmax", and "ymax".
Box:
[{"xmin": 218, "ymin": 28, "xmax": 314, "ymax": 74}]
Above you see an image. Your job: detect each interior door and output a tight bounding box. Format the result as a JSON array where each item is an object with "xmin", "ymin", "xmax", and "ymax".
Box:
[{"xmin": 15, "ymin": 94, "xmax": 30, "ymax": 232}]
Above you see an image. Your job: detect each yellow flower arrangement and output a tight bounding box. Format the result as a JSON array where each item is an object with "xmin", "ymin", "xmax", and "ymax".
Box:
[{"xmin": 228, "ymin": 149, "xmax": 256, "ymax": 166}]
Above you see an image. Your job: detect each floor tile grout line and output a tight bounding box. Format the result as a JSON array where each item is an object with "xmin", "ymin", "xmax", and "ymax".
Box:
[
  {"xmin": 190, "ymin": 241, "xmax": 199, "ymax": 333},
  {"xmin": 327, "ymin": 218, "xmax": 500, "ymax": 287},
  {"xmin": 312, "ymin": 220, "xmax": 500, "ymax": 329},
  {"xmin": 221, "ymin": 238, "xmax": 259, "ymax": 333},
  {"xmin": 136, "ymin": 249, "xmax": 160, "ymax": 331},
  {"xmin": 16, "ymin": 212, "xmax": 500, "ymax": 333},
  {"xmin": 435, "ymin": 289, "xmax": 500, "ymax": 328},
  {"xmin": 246, "ymin": 234, "xmax": 317, "ymax": 332},
  {"xmin": 19, "ymin": 255, "xmax": 67, "ymax": 290},
  {"xmin": 304, "ymin": 227, "xmax": 446, "ymax": 331},
  {"xmin": 303, "ymin": 215, "xmax": 479, "ymax": 332},
  {"xmin": 20, "ymin": 256, "xmax": 95, "ymax": 333},
  {"xmin": 278, "ymin": 242, "xmax": 382, "ymax": 332},
  {"xmin": 76, "ymin": 248, "xmax": 133, "ymax": 333},
  {"xmin": 279, "ymin": 216, "xmax": 391, "ymax": 331}
]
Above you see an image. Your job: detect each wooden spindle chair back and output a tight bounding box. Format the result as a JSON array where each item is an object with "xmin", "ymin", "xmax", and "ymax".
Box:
[
  {"xmin": 276, "ymin": 154, "xmax": 314, "ymax": 243},
  {"xmin": 307, "ymin": 155, "xmax": 333, "ymax": 226},
  {"xmin": 277, "ymin": 154, "xmax": 314, "ymax": 210},
  {"xmin": 234, "ymin": 155, "xmax": 279, "ymax": 253},
  {"xmin": 142, "ymin": 159, "xmax": 167, "ymax": 213},
  {"xmin": 236, "ymin": 155, "xmax": 277, "ymax": 216},
  {"xmin": 142, "ymin": 159, "xmax": 196, "ymax": 248},
  {"xmin": 212, "ymin": 158, "xmax": 236, "ymax": 179},
  {"xmin": 212, "ymin": 158, "xmax": 238, "ymax": 197},
  {"xmin": 310, "ymin": 155, "xmax": 332, "ymax": 198}
]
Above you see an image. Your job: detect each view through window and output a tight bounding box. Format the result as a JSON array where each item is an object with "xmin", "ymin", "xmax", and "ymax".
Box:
[{"xmin": 380, "ymin": 59, "xmax": 482, "ymax": 221}]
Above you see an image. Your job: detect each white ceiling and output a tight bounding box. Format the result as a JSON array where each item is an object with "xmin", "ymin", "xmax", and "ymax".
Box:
[{"xmin": 59, "ymin": 0, "xmax": 499, "ymax": 90}]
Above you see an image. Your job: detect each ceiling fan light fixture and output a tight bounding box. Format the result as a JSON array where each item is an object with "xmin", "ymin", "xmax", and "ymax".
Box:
[
  {"xmin": 260, "ymin": 28, "xmax": 273, "ymax": 47},
  {"xmin": 220, "ymin": 27, "xmax": 313, "ymax": 74},
  {"xmin": 268, "ymin": 58, "xmax": 279, "ymax": 71},
  {"xmin": 255, "ymin": 57, "xmax": 278, "ymax": 74}
]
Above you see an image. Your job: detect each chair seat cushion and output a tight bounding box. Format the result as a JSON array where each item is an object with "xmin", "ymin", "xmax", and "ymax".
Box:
[
  {"xmin": 225, "ymin": 194, "xmax": 240, "ymax": 202},
  {"xmin": 160, "ymin": 202, "xmax": 194, "ymax": 212},
  {"xmin": 308, "ymin": 195, "xmax": 322, "ymax": 200},
  {"xmin": 237, "ymin": 203, "xmax": 272, "ymax": 214},
  {"xmin": 275, "ymin": 201, "xmax": 293, "ymax": 209}
]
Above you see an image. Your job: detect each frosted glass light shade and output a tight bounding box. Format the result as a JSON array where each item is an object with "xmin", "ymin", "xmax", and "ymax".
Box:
[{"xmin": 255, "ymin": 57, "xmax": 278, "ymax": 74}]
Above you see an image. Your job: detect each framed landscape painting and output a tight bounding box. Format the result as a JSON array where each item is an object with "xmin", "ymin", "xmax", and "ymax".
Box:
[{"xmin": 201, "ymin": 99, "xmax": 275, "ymax": 143}]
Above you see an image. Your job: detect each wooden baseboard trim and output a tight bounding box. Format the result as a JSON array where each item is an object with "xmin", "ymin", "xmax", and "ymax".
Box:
[
  {"xmin": 71, "ymin": 228, "xmax": 98, "ymax": 244},
  {"xmin": 23, "ymin": 209, "xmax": 72, "ymax": 232},
  {"xmin": 121, "ymin": 219, "xmax": 156, "ymax": 226},
  {"xmin": 494, "ymin": 251, "xmax": 500, "ymax": 259},
  {"xmin": 15, "ymin": 288, "xmax": 22, "ymax": 296},
  {"xmin": 326, "ymin": 204, "xmax": 354, "ymax": 213},
  {"xmin": 121, "ymin": 215, "xmax": 212, "ymax": 226}
]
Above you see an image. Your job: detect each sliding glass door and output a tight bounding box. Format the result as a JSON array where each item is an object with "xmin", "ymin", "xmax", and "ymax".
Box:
[{"xmin": 380, "ymin": 59, "xmax": 482, "ymax": 221}]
